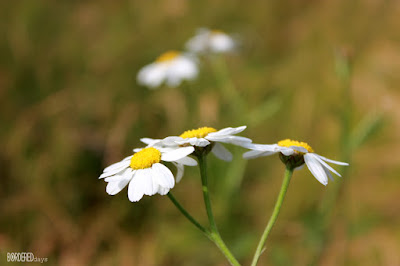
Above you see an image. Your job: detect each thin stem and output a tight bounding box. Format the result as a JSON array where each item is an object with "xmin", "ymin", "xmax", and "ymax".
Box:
[
  {"xmin": 167, "ymin": 192, "xmax": 209, "ymax": 236},
  {"xmin": 197, "ymin": 153, "xmax": 241, "ymax": 266},
  {"xmin": 251, "ymin": 167, "xmax": 294, "ymax": 266}
]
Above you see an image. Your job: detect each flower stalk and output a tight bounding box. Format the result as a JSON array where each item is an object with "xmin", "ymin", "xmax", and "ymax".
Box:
[
  {"xmin": 167, "ymin": 192, "xmax": 208, "ymax": 236},
  {"xmin": 251, "ymin": 166, "xmax": 294, "ymax": 266},
  {"xmin": 197, "ymin": 153, "xmax": 241, "ymax": 266}
]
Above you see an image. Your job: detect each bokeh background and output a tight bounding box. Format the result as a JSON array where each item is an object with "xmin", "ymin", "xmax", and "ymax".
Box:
[{"xmin": 1, "ymin": 0, "xmax": 400, "ymax": 265}]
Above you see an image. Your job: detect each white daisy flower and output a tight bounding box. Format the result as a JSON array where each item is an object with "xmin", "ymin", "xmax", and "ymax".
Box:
[
  {"xmin": 186, "ymin": 28, "xmax": 235, "ymax": 54},
  {"xmin": 99, "ymin": 146, "xmax": 197, "ymax": 202},
  {"xmin": 137, "ymin": 50, "xmax": 198, "ymax": 89},
  {"xmin": 142, "ymin": 126, "xmax": 252, "ymax": 161},
  {"xmin": 243, "ymin": 139, "xmax": 349, "ymax": 186}
]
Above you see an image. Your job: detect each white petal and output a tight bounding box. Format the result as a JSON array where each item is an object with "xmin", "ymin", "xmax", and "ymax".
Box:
[
  {"xmin": 277, "ymin": 146, "xmax": 295, "ymax": 156},
  {"xmin": 304, "ymin": 154, "xmax": 328, "ymax": 186},
  {"xmin": 140, "ymin": 138, "xmax": 162, "ymax": 146},
  {"xmin": 210, "ymin": 33, "xmax": 235, "ymax": 53},
  {"xmin": 165, "ymin": 57, "xmax": 198, "ymax": 87},
  {"xmin": 127, "ymin": 171, "xmax": 147, "ymax": 202},
  {"xmin": 175, "ymin": 156, "xmax": 197, "ymax": 166},
  {"xmin": 106, "ymin": 171, "xmax": 132, "ymax": 195},
  {"xmin": 99, "ymin": 160, "xmax": 130, "ymax": 179},
  {"xmin": 137, "ymin": 63, "xmax": 167, "ymax": 89},
  {"xmin": 159, "ymin": 136, "xmax": 183, "ymax": 146},
  {"xmin": 207, "ymin": 126, "xmax": 246, "ymax": 137},
  {"xmin": 176, "ymin": 137, "xmax": 210, "ymax": 147},
  {"xmin": 173, "ymin": 162, "xmax": 184, "ymax": 183},
  {"xmin": 152, "ymin": 163, "xmax": 175, "ymax": 189},
  {"xmin": 244, "ymin": 143, "xmax": 278, "ymax": 152},
  {"xmin": 290, "ymin": 146, "xmax": 308, "ymax": 154},
  {"xmin": 102, "ymin": 157, "xmax": 131, "ymax": 173},
  {"xmin": 211, "ymin": 143, "xmax": 233, "ymax": 161},
  {"xmin": 324, "ymin": 166, "xmax": 334, "ymax": 181},
  {"xmin": 104, "ymin": 169, "xmax": 134, "ymax": 182},
  {"xmin": 312, "ymin": 154, "xmax": 342, "ymax": 177},
  {"xmin": 161, "ymin": 146, "xmax": 195, "ymax": 162},
  {"xmin": 185, "ymin": 28, "xmax": 209, "ymax": 53},
  {"xmin": 158, "ymin": 187, "xmax": 170, "ymax": 196},
  {"xmin": 317, "ymin": 155, "xmax": 349, "ymax": 166},
  {"xmin": 243, "ymin": 150, "xmax": 276, "ymax": 159},
  {"xmin": 138, "ymin": 168, "xmax": 157, "ymax": 196},
  {"xmin": 206, "ymin": 135, "xmax": 252, "ymax": 146}
]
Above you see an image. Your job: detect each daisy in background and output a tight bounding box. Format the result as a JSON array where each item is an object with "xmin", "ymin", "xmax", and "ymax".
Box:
[
  {"xmin": 243, "ymin": 139, "xmax": 349, "ymax": 185},
  {"xmin": 99, "ymin": 145, "xmax": 197, "ymax": 202},
  {"xmin": 186, "ymin": 28, "xmax": 236, "ymax": 54},
  {"xmin": 137, "ymin": 50, "xmax": 198, "ymax": 89},
  {"xmin": 141, "ymin": 126, "xmax": 252, "ymax": 161}
]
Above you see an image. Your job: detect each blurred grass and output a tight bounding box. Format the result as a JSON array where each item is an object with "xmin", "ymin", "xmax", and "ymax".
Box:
[{"xmin": 1, "ymin": 0, "xmax": 400, "ymax": 265}]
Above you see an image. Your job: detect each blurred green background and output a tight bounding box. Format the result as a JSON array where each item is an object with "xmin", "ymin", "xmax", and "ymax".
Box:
[{"xmin": 1, "ymin": 0, "xmax": 399, "ymax": 265}]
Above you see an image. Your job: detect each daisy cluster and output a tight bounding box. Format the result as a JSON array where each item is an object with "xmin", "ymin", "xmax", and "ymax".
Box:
[
  {"xmin": 99, "ymin": 125, "xmax": 348, "ymax": 202},
  {"xmin": 137, "ymin": 28, "xmax": 236, "ymax": 89},
  {"xmin": 99, "ymin": 126, "xmax": 251, "ymax": 202}
]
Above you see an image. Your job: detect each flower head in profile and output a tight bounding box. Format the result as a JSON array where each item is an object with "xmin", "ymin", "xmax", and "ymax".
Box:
[
  {"xmin": 99, "ymin": 146, "xmax": 197, "ymax": 202},
  {"xmin": 137, "ymin": 50, "xmax": 198, "ymax": 89},
  {"xmin": 186, "ymin": 28, "xmax": 235, "ymax": 54},
  {"xmin": 243, "ymin": 139, "xmax": 349, "ymax": 186},
  {"xmin": 143, "ymin": 126, "xmax": 252, "ymax": 161}
]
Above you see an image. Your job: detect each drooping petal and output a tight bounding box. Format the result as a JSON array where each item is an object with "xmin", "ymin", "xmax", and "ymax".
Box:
[
  {"xmin": 161, "ymin": 146, "xmax": 195, "ymax": 162},
  {"xmin": 172, "ymin": 162, "xmax": 184, "ymax": 183},
  {"xmin": 128, "ymin": 173, "xmax": 145, "ymax": 202},
  {"xmin": 312, "ymin": 154, "xmax": 342, "ymax": 177},
  {"xmin": 304, "ymin": 154, "xmax": 328, "ymax": 186},
  {"xmin": 323, "ymin": 166, "xmax": 334, "ymax": 181},
  {"xmin": 211, "ymin": 143, "xmax": 233, "ymax": 161},
  {"xmin": 152, "ymin": 163, "xmax": 175, "ymax": 189},
  {"xmin": 158, "ymin": 187, "xmax": 170, "ymax": 196},
  {"xmin": 136, "ymin": 168, "xmax": 156, "ymax": 196},
  {"xmin": 175, "ymin": 156, "xmax": 197, "ymax": 166},
  {"xmin": 317, "ymin": 155, "xmax": 349, "ymax": 166}
]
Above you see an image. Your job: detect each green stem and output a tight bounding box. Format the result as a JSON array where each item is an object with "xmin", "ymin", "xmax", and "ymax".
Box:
[
  {"xmin": 167, "ymin": 192, "xmax": 209, "ymax": 236},
  {"xmin": 197, "ymin": 153, "xmax": 241, "ymax": 266},
  {"xmin": 251, "ymin": 167, "xmax": 294, "ymax": 266}
]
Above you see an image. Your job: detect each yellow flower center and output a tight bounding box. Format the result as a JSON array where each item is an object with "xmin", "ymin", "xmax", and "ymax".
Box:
[
  {"xmin": 180, "ymin": 127, "xmax": 217, "ymax": 139},
  {"xmin": 156, "ymin": 50, "xmax": 180, "ymax": 62},
  {"xmin": 277, "ymin": 139, "xmax": 314, "ymax": 153},
  {"xmin": 130, "ymin": 147, "xmax": 162, "ymax": 170}
]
